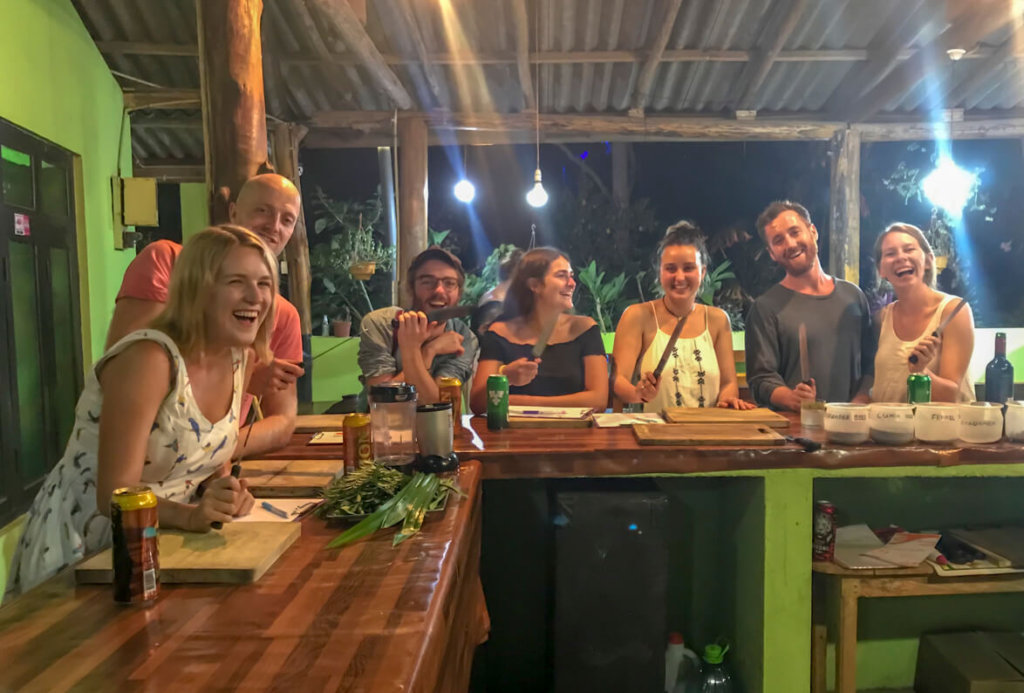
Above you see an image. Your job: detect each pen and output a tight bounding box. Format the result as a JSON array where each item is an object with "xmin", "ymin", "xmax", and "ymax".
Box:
[{"xmin": 261, "ymin": 501, "xmax": 289, "ymax": 519}]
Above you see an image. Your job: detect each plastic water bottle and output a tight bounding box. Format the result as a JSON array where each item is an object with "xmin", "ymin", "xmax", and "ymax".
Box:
[
  {"xmin": 321, "ymin": 314, "xmax": 330, "ymax": 337},
  {"xmin": 700, "ymin": 643, "xmax": 733, "ymax": 693},
  {"xmin": 665, "ymin": 632, "xmax": 701, "ymax": 693}
]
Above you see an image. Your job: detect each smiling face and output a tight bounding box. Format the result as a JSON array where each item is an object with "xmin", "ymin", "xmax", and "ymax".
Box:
[
  {"xmin": 411, "ymin": 259, "xmax": 462, "ymax": 312},
  {"xmin": 229, "ymin": 174, "xmax": 301, "ymax": 256},
  {"xmin": 764, "ymin": 210, "xmax": 819, "ymax": 277},
  {"xmin": 204, "ymin": 246, "xmax": 275, "ymax": 349},
  {"xmin": 531, "ymin": 255, "xmax": 576, "ymax": 312},
  {"xmin": 660, "ymin": 244, "xmax": 705, "ymax": 303},
  {"xmin": 879, "ymin": 230, "xmax": 932, "ymax": 288}
]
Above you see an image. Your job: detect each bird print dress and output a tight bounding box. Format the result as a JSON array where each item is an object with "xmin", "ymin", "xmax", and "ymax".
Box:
[{"xmin": 5, "ymin": 330, "xmax": 243, "ymax": 599}]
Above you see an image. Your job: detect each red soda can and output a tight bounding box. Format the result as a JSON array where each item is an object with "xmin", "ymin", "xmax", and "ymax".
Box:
[
  {"xmin": 812, "ymin": 500, "xmax": 837, "ymax": 562},
  {"xmin": 111, "ymin": 486, "xmax": 159, "ymax": 604},
  {"xmin": 343, "ymin": 412, "xmax": 373, "ymax": 474}
]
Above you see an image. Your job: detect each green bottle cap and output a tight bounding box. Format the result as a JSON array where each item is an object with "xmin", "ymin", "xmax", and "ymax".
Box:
[{"xmin": 703, "ymin": 643, "xmax": 730, "ymax": 664}]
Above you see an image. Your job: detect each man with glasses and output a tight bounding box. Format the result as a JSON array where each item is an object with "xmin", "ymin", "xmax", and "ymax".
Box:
[{"xmin": 358, "ymin": 246, "xmax": 478, "ymax": 403}]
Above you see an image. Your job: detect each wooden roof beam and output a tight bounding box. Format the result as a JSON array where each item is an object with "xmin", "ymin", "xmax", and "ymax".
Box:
[
  {"xmin": 132, "ymin": 160, "xmax": 206, "ymax": 182},
  {"xmin": 306, "ymin": 0, "xmax": 414, "ymax": 110},
  {"xmin": 733, "ymin": 0, "xmax": 810, "ymax": 111},
  {"xmin": 848, "ymin": 0, "xmax": 1018, "ymax": 122},
  {"xmin": 630, "ymin": 0, "xmax": 684, "ymax": 111},
  {"xmin": 96, "ymin": 41, "xmax": 198, "ymax": 56},
  {"xmin": 124, "ymin": 89, "xmax": 201, "ymax": 110},
  {"xmin": 390, "ymin": 0, "xmax": 448, "ymax": 109},
  {"xmin": 511, "ymin": 0, "xmax": 535, "ymax": 109}
]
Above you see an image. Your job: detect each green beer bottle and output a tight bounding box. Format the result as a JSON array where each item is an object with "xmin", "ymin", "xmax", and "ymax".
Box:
[{"xmin": 487, "ymin": 374, "xmax": 510, "ymax": 430}]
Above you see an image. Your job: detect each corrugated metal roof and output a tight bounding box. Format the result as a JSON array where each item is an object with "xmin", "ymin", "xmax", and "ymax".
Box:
[{"xmin": 70, "ymin": 0, "xmax": 1024, "ymax": 165}]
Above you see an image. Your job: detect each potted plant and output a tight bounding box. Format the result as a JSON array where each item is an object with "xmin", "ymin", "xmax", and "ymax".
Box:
[
  {"xmin": 331, "ymin": 305, "xmax": 352, "ymax": 338},
  {"xmin": 310, "ymin": 189, "xmax": 395, "ymax": 331}
]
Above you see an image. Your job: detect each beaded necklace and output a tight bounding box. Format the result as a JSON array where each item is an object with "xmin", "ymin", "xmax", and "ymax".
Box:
[{"xmin": 661, "ymin": 299, "xmax": 706, "ymax": 408}]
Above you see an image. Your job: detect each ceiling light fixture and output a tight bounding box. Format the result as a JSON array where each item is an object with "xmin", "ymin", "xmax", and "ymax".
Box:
[
  {"xmin": 453, "ymin": 146, "xmax": 476, "ymax": 203},
  {"xmin": 525, "ymin": 7, "xmax": 547, "ymax": 208}
]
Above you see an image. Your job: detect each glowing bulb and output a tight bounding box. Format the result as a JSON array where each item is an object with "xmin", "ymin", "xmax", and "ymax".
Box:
[
  {"xmin": 922, "ymin": 158, "xmax": 976, "ymax": 218},
  {"xmin": 525, "ymin": 168, "xmax": 548, "ymax": 208},
  {"xmin": 453, "ymin": 178, "xmax": 476, "ymax": 203}
]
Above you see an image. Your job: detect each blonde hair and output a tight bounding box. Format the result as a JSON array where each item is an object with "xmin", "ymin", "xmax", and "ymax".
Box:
[
  {"xmin": 150, "ymin": 225, "xmax": 278, "ymax": 361},
  {"xmin": 873, "ymin": 222, "xmax": 936, "ymax": 289}
]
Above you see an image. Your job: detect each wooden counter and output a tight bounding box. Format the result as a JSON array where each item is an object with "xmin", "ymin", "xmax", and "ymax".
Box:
[
  {"xmin": 266, "ymin": 412, "xmax": 1024, "ymax": 479},
  {"xmin": 0, "ymin": 462, "xmax": 486, "ymax": 693}
]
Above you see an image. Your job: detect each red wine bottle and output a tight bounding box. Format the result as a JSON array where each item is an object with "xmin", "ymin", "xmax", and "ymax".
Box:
[{"xmin": 984, "ymin": 332, "xmax": 1014, "ymax": 404}]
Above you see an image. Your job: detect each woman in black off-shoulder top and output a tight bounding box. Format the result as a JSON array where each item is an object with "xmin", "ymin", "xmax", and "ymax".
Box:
[{"xmin": 469, "ymin": 247, "xmax": 608, "ymax": 414}]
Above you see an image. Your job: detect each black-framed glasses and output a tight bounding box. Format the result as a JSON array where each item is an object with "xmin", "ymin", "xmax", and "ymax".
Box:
[{"xmin": 415, "ymin": 275, "xmax": 460, "ymax": 291}]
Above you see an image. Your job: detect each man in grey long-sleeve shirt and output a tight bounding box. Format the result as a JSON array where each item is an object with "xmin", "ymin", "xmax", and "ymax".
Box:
[
  {"xmin": 358, "ymin": 247, "xmax": 478, "ymax": 404},
  {"xmin": 745, "ymin": 201, "xmax": 875, "ymax": 411}
]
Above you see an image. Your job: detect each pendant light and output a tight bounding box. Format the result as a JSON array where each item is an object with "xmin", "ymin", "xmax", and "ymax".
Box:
[{"xmin": 525, "ymin": 6, "xmax": 547, "ymax": 208}]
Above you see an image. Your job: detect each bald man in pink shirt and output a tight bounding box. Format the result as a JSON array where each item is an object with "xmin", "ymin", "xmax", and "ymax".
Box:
[{"xmin": 107, "ymin": 174, "xmax": 305, "ymax": 457}]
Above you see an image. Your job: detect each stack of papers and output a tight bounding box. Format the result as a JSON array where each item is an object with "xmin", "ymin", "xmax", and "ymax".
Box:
[
  {"xmin": 508, "ymin": 406, "xmax": 592, "ymax": 419},
  {"xmin": 833, "ymin": 524, "xmax": 939, "ymax": 569},
  {"xmin": 592, "ymin": 412, "xmax": 665, "ymax": 428}
]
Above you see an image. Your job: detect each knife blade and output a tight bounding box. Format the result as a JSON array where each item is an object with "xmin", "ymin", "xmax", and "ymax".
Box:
[
  {"xmin": 652, "ymin": 314, "xmax": 689, "ymax": 379},
  {"xmin": 532, "ymin": 313, "xmax": 560, "ymax": 359},
  {"xmin": 909, "ymin": 297, "xmax": 967, "ymax": 364},
  {"xmin": 798, "ymin": 323, "xmax": 811, "ymax": 385}
]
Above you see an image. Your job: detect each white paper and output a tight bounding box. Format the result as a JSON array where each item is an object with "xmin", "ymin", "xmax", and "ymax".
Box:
[
  {"xmin": 833, "ymin": 524, "xmax": 893, "ymax": 569},
  {"xmin": 592, "ymin": 412, "xmax": 665, "ymax": 428},
  {"xmin": 233, "ymin": 498, "xmax": 323, "ymax": 523},
  {"xmin": 863, "ymin": 532, "xmax": 940, "ymax": 567},
  {"xmin": 508, "ymin": 406, "xmax": 592, "ymax": 419}
]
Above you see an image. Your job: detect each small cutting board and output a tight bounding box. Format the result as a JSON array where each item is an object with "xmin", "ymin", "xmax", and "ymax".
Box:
[
  {"xmin": 633, "ymin": 423, "xmax": 786, "ymax": 446},
  {"xmin": 241, "ymin": 458, "xmax": 343, "ymax": 497},
  {"xmin": 75, "ymin": 521, "xmax": 300, "ymax": 585},
  {"xmin": 294, "ymin": 414, "xmax": 347, "ymax": 432},
  {"xmin": 662, "ymin": 407, "xmax": 789, "ymax": 428},
  {"xmin": 508, "ymin": 415, "xmax": 593, "ymax": 429}
]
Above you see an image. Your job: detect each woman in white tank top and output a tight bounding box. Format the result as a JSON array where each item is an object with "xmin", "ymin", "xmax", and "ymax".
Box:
[
  {"xmin": 611, "ymin": 221, "xmax": 753, "ymax": 413},
  {"xmin": 871, "ymin": 223, "xmax": 975, "ymax": 403}
]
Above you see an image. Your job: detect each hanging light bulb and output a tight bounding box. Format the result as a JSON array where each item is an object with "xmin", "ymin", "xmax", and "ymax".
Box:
[
  {"xmin": 453, "ymin": 178, "xmax": 476, "ymax": 203},
  {"xmin": 922, "ymin": 157, "xmax": 976, "ymax": 218},
  {"xmin": 526, "ymin": 168, "xmax": 548, "ymax": 207}
]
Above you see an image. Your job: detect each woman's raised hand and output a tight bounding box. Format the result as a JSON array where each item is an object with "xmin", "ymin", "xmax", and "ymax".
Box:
[
  {"xmin": 502, "ymin": 357, "xmax": 540, "ymax": 387},
  {"xmin": 909, "ymin": 334, "xmax": 940, "ymax": 372},
  {"xmin": 634, "ymin": 371, "xmax": 660, "ymax": 403}
]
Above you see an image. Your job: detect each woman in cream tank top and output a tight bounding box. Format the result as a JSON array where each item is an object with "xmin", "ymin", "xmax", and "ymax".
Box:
[
  {"xmin": 871, "ymin": 223, "xmax": 975, "ymax": 403},
  {"xmin": 611, "ymin": 220, "xmax": 753, "ymax": 412}
]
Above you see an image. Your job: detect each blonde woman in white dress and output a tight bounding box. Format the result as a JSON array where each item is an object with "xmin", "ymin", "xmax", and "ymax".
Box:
[
  {"xmin": 6, "ymin": 226, "xmax": 275, "ymax": 599},
  {"xmin": 612, "ymin": 221, "xmax": 754, "ymax": 413},
  {"xmin": 871, "ymin": 223, "xmax": 975, "ymax": 403}
]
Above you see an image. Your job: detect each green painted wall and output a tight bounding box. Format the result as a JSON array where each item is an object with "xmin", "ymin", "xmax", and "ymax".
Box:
[
  {"xmin": 311, "ymin": 336, "xmax": 362, "ymax": 402},
  {"xmin": 0, "ymin": 0, "xmax": 133, "ymax": 367},
  {"xmin": 0, "ymin": 515, "xmax": 27, "ymax": 597},
  {"xmin": 180, "ymin": 182, "xmax": 209, "ymax": 242}
]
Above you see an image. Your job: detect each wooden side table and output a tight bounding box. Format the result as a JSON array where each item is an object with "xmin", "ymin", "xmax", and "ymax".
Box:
[{"xmin": 811, "ymin": 561, "xmax": 1024, "ymax": 693}]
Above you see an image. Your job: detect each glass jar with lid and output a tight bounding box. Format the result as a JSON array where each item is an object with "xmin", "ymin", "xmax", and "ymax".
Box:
[{"xmin": 368, "ymin": 383, "xmax": 418, "ymax": 467}]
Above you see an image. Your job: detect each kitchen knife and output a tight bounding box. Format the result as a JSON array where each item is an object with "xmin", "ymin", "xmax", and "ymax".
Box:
[
  {"xmin": 211, "ymin": 396, "xmax": 260, "ymax": 529},
  {"xmin": 652, "ymin": 314, "xmax": 689, "ymax": 379},
  {"xmin": 909, "ymin": 297, "xmax": 967, "ymax": 364},
  {"xmin": 798, "ymin": 323, "xmax": 811, "ymax": 385},
  {"xmin": 531, "ymin": 313, "xmax": 560, "ymax": 359}
]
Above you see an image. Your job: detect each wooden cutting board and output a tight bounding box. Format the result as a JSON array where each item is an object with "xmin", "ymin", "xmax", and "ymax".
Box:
[
  {"xmin": 294, "ymin": 414, "xmax": 347, "ymax": 432},
  {"xmin": 633, "ymin": 423, "xmax": 786, "ymax": 446},
  {"xmin": 75, "ymin": 521, "xmax": 301, "ymax": 585},
  {"xmin": 241, "ymin": 458, "xmax": 343, "ymax": 497},
  {"xmin": 662, "ymin": 407, "xmax": 790, "ymax": 428},
  {"xmin": 508, "ymin": 415, "xmax": 593, "ymax": 429}
]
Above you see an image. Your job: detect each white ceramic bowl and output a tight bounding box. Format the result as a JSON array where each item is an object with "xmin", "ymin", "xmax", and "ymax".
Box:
[
  {"xmin": 914, "ymin": 403, "xmax": 960, "ymax": 444},
  {"xmin": 1004, "ymin": 401, "xmax": 1024, "ymax": 442},
  {"xmin": 958, "ymin": 402, "xmax": 1004, "ymax": 444},
  {"xmin": 868, "ymin": 403, "xmax": 916, "ymax": 445},
  {"xmin": 824, "ymin": 403, "xmax": 870, "ymax": 445}
]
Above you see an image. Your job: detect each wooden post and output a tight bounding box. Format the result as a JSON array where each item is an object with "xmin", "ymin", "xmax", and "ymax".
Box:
[
  {"xmin": 196, "ymin": 0, "xmax": 268, "ymax": 223},
  {"xmin": 612, "ymin": 142, "xmax": 629, "ymax": 209},
  {"xmin": 270, "ymin": 123, "xmax": 312, "ymax": 335},
  {"xmin": 397, "ymin": 115, "xmax": 428, "ymax": 304},
  {"xmin": 828, "ymin": 127, "xmax": 860, "ymax": 285}
]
